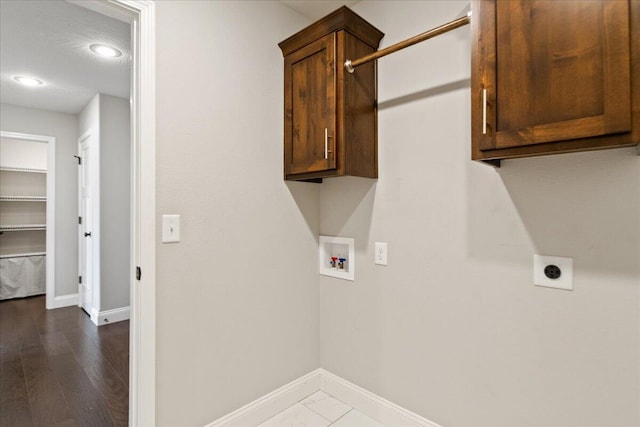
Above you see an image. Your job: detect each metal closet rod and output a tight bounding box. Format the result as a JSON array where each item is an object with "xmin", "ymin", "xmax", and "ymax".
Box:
[{"xmin": 344, "ymin": 11, "xmax": 472, "ymax": 73}]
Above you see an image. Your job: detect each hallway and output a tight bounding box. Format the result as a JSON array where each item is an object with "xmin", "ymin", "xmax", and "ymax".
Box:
[{"xmin": 0, "ymin": 295, "xmax": 129, "ymax": 426}]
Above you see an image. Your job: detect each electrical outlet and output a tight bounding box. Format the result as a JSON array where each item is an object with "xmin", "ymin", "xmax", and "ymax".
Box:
[
  {"xmin": 533, "ymin": 255, "xmax": 573, "ymax": 290},
  {"xmin": 375, "ymin": 242, "xmax": 388, "ymax": 266}
]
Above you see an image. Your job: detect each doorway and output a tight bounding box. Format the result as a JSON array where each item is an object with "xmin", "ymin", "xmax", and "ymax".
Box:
[
  {"xmin": 0, "ymin": 131, "xmax": 55, "ymax": 307},
  {"xmin": 68, "ymin": 2, "xmax": 158, "ymax": 424},
  {"xmin": 0, "ymin": 0, "xmax": 156, "ymax": 424}
]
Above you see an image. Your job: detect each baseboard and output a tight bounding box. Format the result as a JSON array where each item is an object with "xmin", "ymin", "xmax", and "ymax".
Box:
[
  {"xmin": 205, "ymin": 370, "xmax": 321, "ymax": 427},
  {"xmin": 95, "ymin": 306, "xmax": 130, "ymax": 326},
  {"xmin": 90, "ymin": 307, "xmax": 100, "ymax": 325},
  {"xmin": 205, "ymin": 368, "xmax": 440, "ymax": 427},
  {"xmin": 50, "ymin": 293, "xmax": 79, "ymax": 309},
  {"xmin": 319, "ymin": 369, "xmax": 442, "ymax": 427},
  {"xmin": 89, "ymin": 306, "xmax": 130, "ymax": 326}
]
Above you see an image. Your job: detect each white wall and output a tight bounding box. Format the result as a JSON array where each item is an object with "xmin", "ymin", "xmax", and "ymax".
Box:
[
  {"xmin": 318, "ymin": 2, "xmax": 640, "ymax": 427},
  {"xmin": 152, "ymin": 1, "xmax": 638, "ymax": 425},
  {"xmin": 99, "ymin": 94, "xmax": 130, "ymax": 311},
  {"xmin": 0, "ymin": 137, "xmax": 48, "ymax": 170},
  {"xmin": 78, "ymin": 94, "xmax": 99, "ymax": 149},
  {"xmin": 155, "ymin": 1, "xmax": 317, "ymax": 425},
  {"xmin": 0, "ymin": 103, "xmax": 78, "ymax": 297}
]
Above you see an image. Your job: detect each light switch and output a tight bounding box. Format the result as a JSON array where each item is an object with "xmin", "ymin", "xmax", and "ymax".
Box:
[{"xmin": 162, "ymin": 214, "xmax": 180, "ymax": 243}]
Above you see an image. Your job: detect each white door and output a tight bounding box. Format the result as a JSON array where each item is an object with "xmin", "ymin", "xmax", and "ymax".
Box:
[{"xmin": 78, "ymin": 132, "xmax": 93, "ymax": 314}]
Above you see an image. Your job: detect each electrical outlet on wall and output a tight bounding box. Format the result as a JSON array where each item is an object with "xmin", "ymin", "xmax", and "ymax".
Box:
[
  {"xmin": 375, "ymin": 242, "xmax": 388, "ymax": 266},
  {"xmin": 533, "ymin": 255, "xmax": 573, "ymax": 290}
]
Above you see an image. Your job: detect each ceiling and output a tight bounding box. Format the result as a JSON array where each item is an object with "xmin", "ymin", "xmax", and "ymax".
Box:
[
  {"xmin": 0, "ymin": 0, "xmax": 356, "ymax": 116},
  {"xmin": 0, "ymin": 0, "xmax": 130, "ymax": 115},
  {"xmin": 280, "ymin": 0, "xmax": 359, "ymax": 21}
]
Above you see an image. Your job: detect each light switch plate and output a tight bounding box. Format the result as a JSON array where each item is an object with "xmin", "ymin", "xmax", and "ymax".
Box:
[
  {"xmin": 533, "ymin": 255, "xmax": 573, "ymax": 290},
  {"xmin": 162, "ymin": 214, "xmax": 180, "ymax": 243}
]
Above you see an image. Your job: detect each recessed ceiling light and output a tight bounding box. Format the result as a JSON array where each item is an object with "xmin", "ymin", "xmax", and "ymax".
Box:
[
  {"xmin": 89, "ymin": 44, "xmax": 122, "ymax": 58},
  {"xmin": 13, "ymin": 76, "xmax": 44, "ymax": 87}
]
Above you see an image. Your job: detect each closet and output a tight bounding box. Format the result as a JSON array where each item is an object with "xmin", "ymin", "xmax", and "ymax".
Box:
[{"xmin": 0, "ymin": 135, "xmax": 48, "ymax": 300}]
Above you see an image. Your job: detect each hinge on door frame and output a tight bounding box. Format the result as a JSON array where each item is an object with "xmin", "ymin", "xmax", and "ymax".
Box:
[
  {"xmin": 79, "ymin": 275, "xmax": 82, "ymax": 284},
  {"xmin": 79, "ymin": 216, "xmax": 82, "ymax": 225},
  {"xmin": 74, "ymin": 155, "xmax": 82, "ymax": 165},
  {"xmin": 136, "ymin": 266, "xmax": 142, "ymax": 281}
]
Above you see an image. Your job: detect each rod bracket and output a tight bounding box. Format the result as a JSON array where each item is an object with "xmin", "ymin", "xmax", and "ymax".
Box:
[{"xmin": 344, "ymin": 59, "xmax": 355, "ymax": 74}]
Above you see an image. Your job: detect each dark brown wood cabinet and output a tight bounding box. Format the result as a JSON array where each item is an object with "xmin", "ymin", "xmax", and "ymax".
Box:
[
  {"xmin": 279, "ymin": 7, "xmax": 384, "ymax": 181},
  {"xmin": 471, "ymin": 0, "xmax": 639, "ymax": 165}
]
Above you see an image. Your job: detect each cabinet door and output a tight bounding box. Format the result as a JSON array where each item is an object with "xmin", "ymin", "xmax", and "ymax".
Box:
[
  {"xmin": 284, "ymin": 34, "xmax": 336, "ymax": 176},
  {"xmin": 475, "ymin": 0, "xmax": 631, "ymax": 152}
]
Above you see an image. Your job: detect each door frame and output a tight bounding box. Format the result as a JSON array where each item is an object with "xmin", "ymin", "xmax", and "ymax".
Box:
[
  {"xmin": 68, "ymin": 1, "xmax": 157, "ymax": 425},
  {"xmin": 0, "ymin": 130, "xmax": 55, "ymax": 309}
]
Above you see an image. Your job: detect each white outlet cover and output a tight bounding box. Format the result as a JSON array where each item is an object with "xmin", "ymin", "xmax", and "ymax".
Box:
[
  {"xmin": 375, "ymin": 242, "xmax": 388, "ymax": 266},
  {"xmin": 533, "ymin": 255, "xmax": 573, "ymax": 291}
]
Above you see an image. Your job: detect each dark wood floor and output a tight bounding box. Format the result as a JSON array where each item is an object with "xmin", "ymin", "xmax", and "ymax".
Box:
[{"xmin": 0, "ymin": 295, "xmax": 129, "ymax": 427}]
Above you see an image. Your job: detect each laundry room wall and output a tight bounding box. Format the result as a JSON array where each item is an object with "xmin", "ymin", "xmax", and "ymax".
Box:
[
  {"xmin": 154, "ymin": 2, "xmax": 318, "ymax": 425},
  {"xmin": 317, "ymin": 2, "xmax": 640, "ymax": 426}
]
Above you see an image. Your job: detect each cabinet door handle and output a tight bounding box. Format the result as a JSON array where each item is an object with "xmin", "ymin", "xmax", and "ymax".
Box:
[
  {"xmin": 324, "ymin": 128, "xmax": 332, "ymax": 159},
  {"xmin": 482, "ymin": 88, "xmax": 487, "ymax": 135}
]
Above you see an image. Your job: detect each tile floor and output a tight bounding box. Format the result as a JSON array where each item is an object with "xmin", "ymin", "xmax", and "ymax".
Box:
[{"xmin": 257, "ymin": 391, "xmax": 386, "ymax": 427}]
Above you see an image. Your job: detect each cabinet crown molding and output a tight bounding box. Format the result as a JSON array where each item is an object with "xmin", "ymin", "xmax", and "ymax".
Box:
[{"xmin": 279, "ymin": 6, "xmax": 384, "ymax": 56}]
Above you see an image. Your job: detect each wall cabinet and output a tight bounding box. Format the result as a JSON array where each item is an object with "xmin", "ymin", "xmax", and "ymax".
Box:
[
  {"xmin": 471, "ymin": 0, "xmax": 639, "ymax": 165},
  {"xmin": 279, "ymin": 7, "xmax": 384, "ymax": 182}
]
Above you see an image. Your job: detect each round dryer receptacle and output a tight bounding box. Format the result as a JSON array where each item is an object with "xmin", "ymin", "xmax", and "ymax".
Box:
[{"xmin": 544, "ymin": 264, "xmax": 562, "ymax": 279}]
